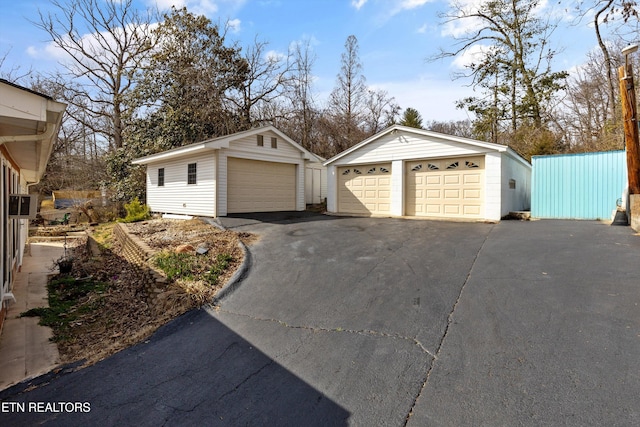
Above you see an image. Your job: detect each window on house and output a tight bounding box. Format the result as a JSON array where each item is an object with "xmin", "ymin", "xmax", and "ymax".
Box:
[
  {"xmin": 257, "ymin": 135, "xmax": 264, "ymax": 146},
  {"xmin": 188, "ymin": 163, "xmax": 197, "ymax": 185},
  {"xmin": 158, "ymin": 168, "xmax": 165, "ymax": 187},
  {"xmin": 271, "ymin": 137, "xmax": 277, "ymax": 148}
]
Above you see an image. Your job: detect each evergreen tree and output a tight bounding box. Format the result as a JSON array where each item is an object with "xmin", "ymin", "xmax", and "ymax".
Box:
[{"xmin": 399, "ymin": 108, "xmax": 424, "ymax": 129}]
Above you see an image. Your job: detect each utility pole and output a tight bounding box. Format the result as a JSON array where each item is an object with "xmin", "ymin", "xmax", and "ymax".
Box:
[{"xmin": 619, "ymin": 44, "xmax": 640, "ymax": 195}]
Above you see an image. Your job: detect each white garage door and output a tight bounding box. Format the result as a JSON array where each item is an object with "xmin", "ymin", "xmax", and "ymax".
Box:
[
  {"xmin": 406, "ymin": 156, "xmax": 484, "ymax": 218},
  {"xmin": 227, "ymin": 157, "xmax": 296, "ymax": 213},
  {"xmin": 338, "ymin": 164, "xmax": 391, "ymax": 215}
]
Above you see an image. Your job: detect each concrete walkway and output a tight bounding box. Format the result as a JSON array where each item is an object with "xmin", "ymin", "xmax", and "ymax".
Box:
[{"xmin": 0, "ymin": 242, "xmax": 63, "ymax": 390}]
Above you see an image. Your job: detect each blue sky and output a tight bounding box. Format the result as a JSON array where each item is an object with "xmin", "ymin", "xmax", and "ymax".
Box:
[{"xmin": 0, "ymin": 0, "xmax": 633, "ymax": 122}]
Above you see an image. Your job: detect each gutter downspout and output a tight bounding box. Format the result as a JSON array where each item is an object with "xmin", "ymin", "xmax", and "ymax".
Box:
[{"xmin": 0, "ymin": 123, "xmax": 57, "ymax": 146}]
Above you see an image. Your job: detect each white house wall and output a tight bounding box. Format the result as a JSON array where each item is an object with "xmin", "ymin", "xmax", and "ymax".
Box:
[
  {"xmin": 217, "ymin": 130, "xmax": 306, "ymax": 216},
  {"xmin": 501, "ymin": 152, "xmax": 532, "ymax": 216},
  {"xmin": 334, "ymin": 132, "xmax": 491, "ymax": 164},
  {"xmin": 484, "ymin": 152, "xmax": 503, "ymax": 221},
  {"xmin": 146, "ymin": 153, "xmax": 217, "ymax": 217}
]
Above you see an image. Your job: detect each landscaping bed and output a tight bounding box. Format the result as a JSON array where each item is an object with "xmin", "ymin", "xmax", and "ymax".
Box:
[{"xmin": 23, "ymin": 218, "xmax": 252, "ymax": 366}]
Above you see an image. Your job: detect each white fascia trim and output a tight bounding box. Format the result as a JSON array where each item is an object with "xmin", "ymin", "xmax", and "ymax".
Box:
[{"xmin": 132, "ymin": 144, "xmax": 213, "ymax": 164}]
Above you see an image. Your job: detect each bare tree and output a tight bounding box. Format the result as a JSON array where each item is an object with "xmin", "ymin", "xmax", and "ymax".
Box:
[
  {"xmin": 325, "ymin": 35, "xmax": 369, "ymax": 153},
  {"xmin": 287, "ymin": 38, "xmax": 318, "ymax": 151},
  {"xmin": 364, "ymin": 89, "xmax": 400, "ymax": 134},
  {"xmin": 573, "ymin": 0, "xmax": 639, "ymax": 122},
  {"xmin": 426, "ymin": 119, "xmax": 475, "ymax": 138},
  {"xmin": 0, "ymin": 49, "xmax": 33, "ymax": 82},
  {"xmin": 33, "ymin": 0, "xmax": 156, "ymax": 150},
  {"xmin": 555, "ymin": 41, "xmax": 632, "ymax": 151},
  {"xmin": 229, "ymin": 37, "xmax": 296, "ymax": 128}
]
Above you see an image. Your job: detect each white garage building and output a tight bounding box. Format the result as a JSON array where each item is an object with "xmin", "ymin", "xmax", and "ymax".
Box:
[
  {"xmin": 132, "ymin": 126, "xmax": 324, "ymax": 217},
  {"xmin": 324, "ymin": 125, "xmax": 531, "ymax": 221}
]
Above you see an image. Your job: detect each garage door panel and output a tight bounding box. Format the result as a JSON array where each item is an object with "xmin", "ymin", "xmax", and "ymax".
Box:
[
  {"xmin": 444, "ymin": 205, "xmax": 461, "ymax": 215},
  {"xmin": 444, "ymin": 175, "xmax": 461, "ymax": 185},
  {"xmin": 444, "ymin": 189, "xmax": 460, "ymax": 199},
  {"xmin": 464, "ymin": 205, "xmax": 482, "ymax": 215},
  {"xmin": 227, "ymin": 158, "xmax": 296, "ymax": 213},
  {"xmin": 406, "ymin": 156, "xmax": 484, "ymax": 218},
  {"xmin": 338, "ymin": 163, "xmax": 392, "ymax": 215},
  {"xmin": 464, "ymin": 189, "xmax": 481, "ymax": 199},
  {"xmin": 426, "ymin": 176, "xmax": 441, "ymax": 185},
  {"xmin": 464, "ymin": 174, "xmax": 482, "ymax": 184}
]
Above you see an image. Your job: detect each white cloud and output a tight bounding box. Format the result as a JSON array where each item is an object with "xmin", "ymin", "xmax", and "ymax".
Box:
[
  {"xmin": 451, "ymin": 43, "xmax": 491, "ymax": 69},
  {"xmin": 417, "ymin": 23, "xmax": 429, "ymax": 34},
  {"xmin": 190, "ymin": 0, "xmax": 219, "ymax": 15},
  {"xmin": 399, "ymin": 0, "xmax": 431, "ymax": 10},
  {"xmin": 150, "ymin": 0, "xmax": 220, "ymax": 15},
  {"xmin": 227, "ymin": 18, "xmax": 241, "ymax": 33},
  {"xmin": 352, "ymin": 0, "xmax": 368, "ymax": 10},
  {"xmin": 152, "ymin": 0, "xmax": 186, "ymax": 10},
  {"xmin": 442, "ymin": 0, "xmax": 559, "ymax": 38},
  {"xmin": 265, "ymin": 49, "xmax": 287, "ymax": 62}
]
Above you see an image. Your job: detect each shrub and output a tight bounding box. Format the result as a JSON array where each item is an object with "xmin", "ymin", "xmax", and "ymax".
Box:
[{"xmin": 119, "ymin": 198, "xmax": 150, "ymax": 223}]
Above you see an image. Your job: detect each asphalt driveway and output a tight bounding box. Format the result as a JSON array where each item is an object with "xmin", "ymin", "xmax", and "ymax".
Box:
[{"xmin": 1, "ymin": 214, "xmax": 639, "ymax": 426}]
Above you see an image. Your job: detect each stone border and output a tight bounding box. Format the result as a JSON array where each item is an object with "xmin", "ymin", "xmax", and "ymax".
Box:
[
  {"xmin": 87, "ymin": 223, "xmax": 167, "ymax": 306},
  {"xmin": 198, "ymin": 218, "xmax": 251, "ymax": 305}
]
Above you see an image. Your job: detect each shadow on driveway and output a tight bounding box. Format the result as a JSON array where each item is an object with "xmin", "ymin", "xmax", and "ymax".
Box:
[
  {"xmin": 218, "ymin": 210, "xmax": 339, "ymax": 229},
  {"xmin": 0, "ymin": 310, "xmax": 349, "ymax": 426}
]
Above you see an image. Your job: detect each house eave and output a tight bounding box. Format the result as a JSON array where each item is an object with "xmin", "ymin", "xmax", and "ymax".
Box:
[{"xmin": 0, "ymin": 79, "xmax": 67, "ymax": 183}]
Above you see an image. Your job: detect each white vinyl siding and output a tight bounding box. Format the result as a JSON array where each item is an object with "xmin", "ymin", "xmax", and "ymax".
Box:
[
  {"xmin": 225, "ymin": 130, "xmax": 303, "ymax": 161},
  {"xmin": 334, "ymin": 132, "xmax": 489, "ymax": 165},
  {"xmin": 501, "ymin": 152, "xmax": 532, "ymax": 215},
  {"xmin": 146, "ymin": 153, "xmax": 216, "ymax": 217},
  {"xmin": 484, "ymin": 152, "xmax": 502, "ymax": 221}
]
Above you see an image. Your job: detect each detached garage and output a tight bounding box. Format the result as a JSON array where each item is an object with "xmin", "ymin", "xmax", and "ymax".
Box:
[
  {"xmin": 324, "ymin": 125, "xmax": 531, "ymax": 222},
  {"xmin": 132, "ymin": 126, "xmax": 324, "ymax": 217}
]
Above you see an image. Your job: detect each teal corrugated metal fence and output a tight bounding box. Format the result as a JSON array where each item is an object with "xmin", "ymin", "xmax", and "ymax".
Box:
[{"xmin": 532, "ymin": 151, "xmax": 627, "ymax": 220}]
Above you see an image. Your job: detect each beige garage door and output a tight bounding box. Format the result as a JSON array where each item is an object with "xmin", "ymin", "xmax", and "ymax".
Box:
[
  {"xmin": 406, "ymin": 156, "xmax": 484, "ymax": 218},
  {"xmin": 227, "ymin": 157, "xmax": 296, "ymax": 213},
  {"xmin": 338, "ymin": 164, "xmax": 391, "ymax": 215}
]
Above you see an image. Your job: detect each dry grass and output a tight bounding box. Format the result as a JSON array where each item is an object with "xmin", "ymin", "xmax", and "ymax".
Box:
[{"xmin": 46, "ymin": 218, "xmax": 251, "ymax": 366}]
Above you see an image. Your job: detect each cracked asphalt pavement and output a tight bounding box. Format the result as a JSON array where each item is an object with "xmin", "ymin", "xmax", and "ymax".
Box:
[{"xmin": 2, "ymin": 213, "xmax": 640, "ymax": 426}]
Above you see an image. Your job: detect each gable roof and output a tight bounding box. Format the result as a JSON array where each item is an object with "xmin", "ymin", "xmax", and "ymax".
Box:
[
  {"xmin": 132, "ymin": 125, "xmax": 322, "ymax": 165},
  {"xmin": 323, "ymin": 124, "xmax": 529, "ymax": 167}
]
